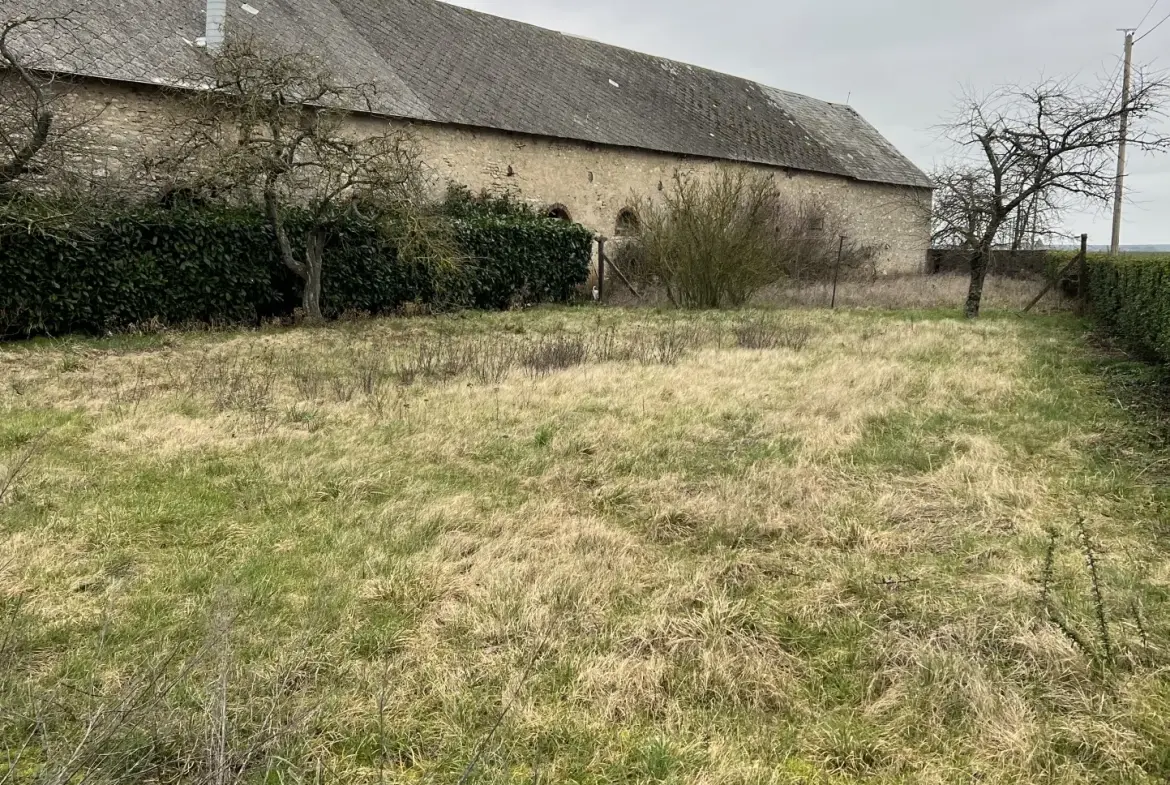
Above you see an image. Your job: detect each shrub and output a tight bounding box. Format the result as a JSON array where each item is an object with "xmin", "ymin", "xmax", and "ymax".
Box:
[
  {"xmin": 1086, "ymin": 253, "xmax": 1170, "ymax": 362},
  {"xmin": 521, "ymin": 334, "xmax": 588, "ymax": 377},
  {"xmin": 635, "ymin": 324, "xmax": 706, "ymax": 365},
  {"xmin": 454, "ymin": 217, "xmax": 593, "ymax": 310},
  {"xmin": 437, "ymin": 185, "xmax": 593, "ymax": 309},
  {"xmin": 438, "ymin": 184, "xmax": 540, "ymax": 220},
  {"xmin": 0, "ymin": 207, "xmax": 288, "ymax": 336},
  {"xmin": 0, "ymin": 202, "xmax": 592, "ymax": 337},
  {"xmin": 630, "ymin": 171, "xmax": 875, "ymax": 309},
  {"xmin": 733, "ymin": 317, "xmax": 813, "ymax": 351}
]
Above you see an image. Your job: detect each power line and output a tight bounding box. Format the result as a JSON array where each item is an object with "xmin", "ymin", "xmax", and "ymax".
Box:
[
  {"xmin": 1136, "ymin": 0, "xmax": 1161, "ymax": 31},
  {"xmin": 1136, "ymin": 8, "xmax": 1170, "ymax": 41}
]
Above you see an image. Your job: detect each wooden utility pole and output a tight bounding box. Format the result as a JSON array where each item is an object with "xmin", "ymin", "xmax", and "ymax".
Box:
[{"xmin": 1110, "ymin": 29, "xmax": 1135, "ymax": 256}]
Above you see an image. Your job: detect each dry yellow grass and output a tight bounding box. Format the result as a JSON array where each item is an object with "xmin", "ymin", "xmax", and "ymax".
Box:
[
  {"xmin": 608, "ymin": 273, "xmax": 1073, "ymax": 314},
  {"xmin": 768, "ymin": 273, "xmax": 1071, "ymax": 312},
  {"xmin": 1, "ymin": 306, "xmax": 1167, "ymax": 784}
]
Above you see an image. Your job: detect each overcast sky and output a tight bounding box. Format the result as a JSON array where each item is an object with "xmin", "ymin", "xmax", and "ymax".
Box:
[{"xmin": 447, "ymin": 0, "xmax": 1170, "ymax": 245}]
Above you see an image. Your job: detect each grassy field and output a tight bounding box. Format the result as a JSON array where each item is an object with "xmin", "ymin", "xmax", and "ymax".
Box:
[{"xmin": 2, "ymin": 305, "xmax": 1169, "ymax": 784}]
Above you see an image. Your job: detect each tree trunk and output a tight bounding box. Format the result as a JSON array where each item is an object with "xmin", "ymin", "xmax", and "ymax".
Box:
[
  {"xmin": 964, "ymin": 247, "xmax": 988, "ymax": 318},
  {"xmin": 263, "ymin": 187, "xmax": 324, "ymax": 322},
  {"xmin": 0, "ymin": 110, "xmax": 51, "ymax": 187},
  {"xmin": 0, "ymin": 29, "xmax": 55, "ymax": 187},
  {"xmin": 302, "ymin": 230, "xmax": 326, "ymax": 323},
  {"xmin": 264, "ymin": 187, "xmax": 299, "ymax": 275},
  {"xmin": 965, "ymin": 222, "xmax": 1002, "ymax": 319}
]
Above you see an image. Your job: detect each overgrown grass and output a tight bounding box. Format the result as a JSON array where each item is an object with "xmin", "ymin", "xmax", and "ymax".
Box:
[
  {"xmin": 1, "ymin": 306, "xmax": 1168, "ymax": 784},
  {"xmin": 607, "ymin": 273, "xmax": 1075, "ymax": 314}
]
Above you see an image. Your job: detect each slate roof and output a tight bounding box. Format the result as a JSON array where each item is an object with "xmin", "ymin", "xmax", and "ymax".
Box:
[{"xmin": 10, "ymin": 0, "xmax": 933, "ymax": 188}]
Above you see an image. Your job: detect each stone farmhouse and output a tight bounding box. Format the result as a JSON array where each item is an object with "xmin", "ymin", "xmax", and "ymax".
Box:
[{"xmin": 10, "ymin": 0, "xmax": 934, "ymax": 272}]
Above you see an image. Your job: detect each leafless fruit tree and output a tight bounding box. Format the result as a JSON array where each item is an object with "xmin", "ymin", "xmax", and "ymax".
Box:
[
  {"xmin": 941, "ymin": 72, "xmax": 1170, "ymax": 317},
  {"xmin": 171, "ymin": 38, "xmax": 430, "ymax": 322}
]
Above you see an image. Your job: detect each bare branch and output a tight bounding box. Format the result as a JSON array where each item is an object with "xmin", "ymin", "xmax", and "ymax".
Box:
[
  {"xmin": 0, "ymin": 11, "xmax": 138, "ymax": 231},
  {"xmin": 0, "ymin": 18, "xmax": 54, "ymax": 186}
]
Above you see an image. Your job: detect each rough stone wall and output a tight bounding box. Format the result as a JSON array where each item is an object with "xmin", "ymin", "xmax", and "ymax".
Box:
[
  {"xmin": 46, "ymin": 79, "xmax": 932, "ymax": 273},
  {"xmin": 396, "ymin": 119, "xmax": 931, "ymax": 273}
]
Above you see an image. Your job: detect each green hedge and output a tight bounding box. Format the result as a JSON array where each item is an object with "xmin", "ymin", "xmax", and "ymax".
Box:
[
  {"xmin": 456, "ymin": 217, "xmax": 591, "ymax": 309},
  {"xmin": 0, "ymin": 206, "xmax": 592, "ymax": 337},
  {"xmin": 1086, "ymin": 253, "xmax": 1170, "ymax": 362}
]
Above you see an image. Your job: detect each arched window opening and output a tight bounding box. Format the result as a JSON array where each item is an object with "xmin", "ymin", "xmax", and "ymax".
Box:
[
  {"xmin": 615, "ymin": 208, "xmax": 641, "ymax": 237},
  {"xmin": 546, "ymin": 204, "xmax": 572, "ymax": 221}
]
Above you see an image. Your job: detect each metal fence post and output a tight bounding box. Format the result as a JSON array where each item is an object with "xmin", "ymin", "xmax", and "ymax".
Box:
[
  {"xmin": 830, "ymin": 236, "xmax": 844, "ymax": 309},
  {"xmin": 596, "ymin": 236, "xmax": 607, "ymax": 304},
  {"xmin": 1078, "ymin": 233, "xmax": 1089, "ymax": 315}
]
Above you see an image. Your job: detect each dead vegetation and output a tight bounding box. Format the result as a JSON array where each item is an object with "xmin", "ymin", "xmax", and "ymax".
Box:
[{"xmin": 606, "ymin": 273, "xmax": 1075, "ymax": 314}]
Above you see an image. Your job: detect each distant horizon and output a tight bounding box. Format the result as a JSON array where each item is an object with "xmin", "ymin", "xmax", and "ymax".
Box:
[{"xmin": 1072, "ymin": 244, "xmax": 1170, "ymax": 252}]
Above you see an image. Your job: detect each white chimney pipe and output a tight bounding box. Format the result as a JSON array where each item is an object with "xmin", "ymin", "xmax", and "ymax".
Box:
[{"xmin": 205, "ymin": 0, "xmax": 227, "ymax": 52}]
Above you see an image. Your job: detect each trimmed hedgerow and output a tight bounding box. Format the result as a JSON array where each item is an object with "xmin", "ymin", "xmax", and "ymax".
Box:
[
  {"xmin": 1086, "ymin": 253, "xmax": 1170, "ymax": 363},
  {"xmin": 0, "ymin": 204, "xmax": 592, "ymax": 337},
  {"xmin": 0, "ymin": 208, "xmax": 285, "ymax": 336},
  {"xmin": 456, "ymin": 217, "xmax": 592, "ymax": 310}
]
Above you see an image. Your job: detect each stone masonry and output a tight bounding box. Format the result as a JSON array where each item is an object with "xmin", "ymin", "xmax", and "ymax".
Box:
[{"xmin": 67, "ymin": 79, "xmax": 932, "ymax": 275}]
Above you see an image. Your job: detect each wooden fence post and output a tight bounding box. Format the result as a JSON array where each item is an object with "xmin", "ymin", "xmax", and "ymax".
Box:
[{"xmin": 1023, "ymin": 233, "xmax": 1088, "ymax": 314}]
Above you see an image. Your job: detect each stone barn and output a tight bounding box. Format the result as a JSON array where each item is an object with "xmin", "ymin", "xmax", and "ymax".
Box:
[{"xmin": 7, "ymin": 0, "xmax": 933, "ymax": 272}]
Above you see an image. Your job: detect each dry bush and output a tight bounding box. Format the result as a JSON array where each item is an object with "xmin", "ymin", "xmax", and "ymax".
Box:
[
  {"xmin": 291, "ymin": 366, "xmax": 325, "ymax": 399},
  {"xmin": 733, "ymin": 317, "xmax": 813, "ymax": 351},
  {"xmin": 0, "ymin": 599, "xmax": 330, "ymax": 785},
  {"xmin": 393, "ymin": 336, "xmax": 468, "ymax": 384},
  {"xmin": 634, "ymin": 324, "xmax": 707, "ymax": 366},
  {"xmin": 354, "ymin": 354, "xmax": 390, "ymax": 397},
  {"xmin": 521, "ymin": 335, "xmax": 588, "ymax": 377},
  {"xmin": 212, "ymin": 357, "xmax": 277, "ymax": 414},
  {"xmin": 629, "ymin": 170, "xmax": 876, "ymax": 308},
  {"xmin": 466, "ymin": 338, "xmax": 518, "ymax": 385}
]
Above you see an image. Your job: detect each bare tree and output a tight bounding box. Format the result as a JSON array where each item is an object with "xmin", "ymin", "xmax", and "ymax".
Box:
[
  {"xmin": 171, "ymin": 39, "xmax": 429, "ymax": 321},
  {"xmin": 942, "ymin": 71, "xmax": 1170, "ymax": 317}
]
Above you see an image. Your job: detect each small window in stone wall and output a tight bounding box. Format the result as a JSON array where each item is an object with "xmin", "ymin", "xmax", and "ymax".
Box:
[
  {"xmin": 615, "ymin": 208, "xmax": 641, "ymax": 237},
  {"xmin": 546, "ymin": 204, "xmax": 572, "ymax": 221},
  {"xmin": 806, "ymin": 213, "xmax": 826, "ymax": 232}
]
